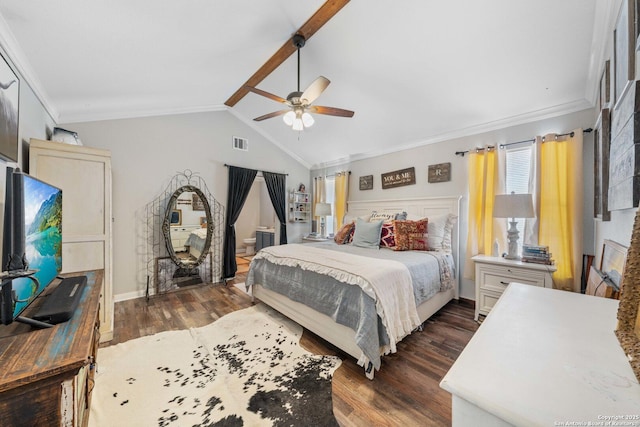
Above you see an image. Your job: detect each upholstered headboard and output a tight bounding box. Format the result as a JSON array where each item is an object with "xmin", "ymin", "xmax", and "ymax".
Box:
[{"xmin": 347, "ymin": 196, "xmax": 462, "ymax": 298}]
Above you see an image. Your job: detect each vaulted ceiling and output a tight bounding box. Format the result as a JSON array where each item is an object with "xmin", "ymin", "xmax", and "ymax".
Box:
[{"xmin": 0, "ymin": 1, "xmax": 604, "ymax": 168}]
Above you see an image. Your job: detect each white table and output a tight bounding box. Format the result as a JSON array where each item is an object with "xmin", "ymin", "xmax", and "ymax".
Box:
[{"xmin": 440, "ymin": 283, "xmax": 640, "ymax": 426}]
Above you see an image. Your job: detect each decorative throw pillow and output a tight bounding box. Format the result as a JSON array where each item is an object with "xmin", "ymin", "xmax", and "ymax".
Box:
[
  {"xmin": 380, "ymin": 222, "xmax": 396, "ymax": 248},
  {"xmin": 395, "ymin": 211, "xmax": 408, "ymax": 220},
  {"xmin": 334, "ymin": 221, "xmax": 355, "ymax": 245},
  {"xmin": 427, "ymin": 213, "xmax": 457, "ymax": 252},
  {"xmin": 351, "ymin": 218, "xmax": 383, "ymax": 249},
  {"xmin": 345, "ymin": 224, "xmax": 356, "ymax": 244},
  {"xmin": 393, "ymin": 219, "xmax": 429, "ymax": 251}
]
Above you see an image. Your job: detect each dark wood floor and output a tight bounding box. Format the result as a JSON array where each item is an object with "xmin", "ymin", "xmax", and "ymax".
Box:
[{"xmin": 107, "ymin": 273, "xmax": 479, "ymax": 426}]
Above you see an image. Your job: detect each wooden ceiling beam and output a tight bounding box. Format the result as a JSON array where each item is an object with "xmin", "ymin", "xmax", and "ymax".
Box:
[{"xmin": 224, "ymin": 0, "xmax": 350, "ymax": 107}]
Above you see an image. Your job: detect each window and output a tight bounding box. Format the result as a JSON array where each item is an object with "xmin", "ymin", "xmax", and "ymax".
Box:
[{"xmin": 505, "ymin": 145, "xmax": 533, "ymax": 252}]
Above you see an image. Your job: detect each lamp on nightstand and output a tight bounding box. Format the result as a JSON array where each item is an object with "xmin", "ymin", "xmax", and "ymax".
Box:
[
  {"xmin": 315, "ymin": 202, "xmax": 332, "ymax": 238},
  {"xmin": 493, "ymin": 192, "xmax": 534, "ymax": 260}
]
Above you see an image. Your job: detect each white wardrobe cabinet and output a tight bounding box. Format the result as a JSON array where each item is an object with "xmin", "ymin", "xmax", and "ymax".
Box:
[{"xmin": 29, "ymin": 138, "xmax": 114, "ymax": 342}]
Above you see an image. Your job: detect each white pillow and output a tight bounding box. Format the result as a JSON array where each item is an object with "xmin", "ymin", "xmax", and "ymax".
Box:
[
  {"xmin": 343, "ymin": 212, "xmax": 371, "ymax": 224},
  {"xmin": 427, "ymin": 213, "xmax": 457, "ymax": 252}
]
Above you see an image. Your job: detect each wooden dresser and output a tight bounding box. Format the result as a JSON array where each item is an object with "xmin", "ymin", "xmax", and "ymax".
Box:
[{"xmin": 0, "ymin": 270, "xmax": 102, "ymax": 427}]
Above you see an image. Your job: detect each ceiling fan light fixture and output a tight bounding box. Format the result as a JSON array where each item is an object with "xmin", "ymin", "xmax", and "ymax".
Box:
[
  {"xmin": 292, "ymin": 117, "xmax": 304, "ymax": 131},
  {"xmin": 283, "ymin": 111, "xmax": 295, "ymax": 126},
  {"xmin": 302, "ymin": 112, "xmax": 314, "ymax": 127}
]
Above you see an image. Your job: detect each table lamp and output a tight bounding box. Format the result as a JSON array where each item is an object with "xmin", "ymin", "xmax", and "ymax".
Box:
[
  {"xmin": 493, "ymin": 192, "xmax": 534, "ymax": 260},
  {"xmin": 315, "ymin": 202, "xmax": 332, "ymax": 238}
]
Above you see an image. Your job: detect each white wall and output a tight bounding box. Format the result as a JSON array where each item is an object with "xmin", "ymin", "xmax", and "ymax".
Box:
[
  {"xmin": 312, "ymin": 108, "xmax": 595, "ymax": 299},
  {"xmin": 63, "ymin": 110, "xmax": 310, "ymax": 300}
]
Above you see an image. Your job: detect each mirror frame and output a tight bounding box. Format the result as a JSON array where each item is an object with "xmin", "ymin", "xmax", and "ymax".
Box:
[{"xmin": 162, "ymin": 185, "xmax": 213, "ymax": 268}]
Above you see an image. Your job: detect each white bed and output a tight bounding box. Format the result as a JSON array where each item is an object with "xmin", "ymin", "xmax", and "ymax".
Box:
[
  {"xmin": 184, "ymin": 227, "xmax": 208, "ymax": 259},
  {"xmin": 249, "ymin": 196, "xmax": 461, "ymax": 377}
]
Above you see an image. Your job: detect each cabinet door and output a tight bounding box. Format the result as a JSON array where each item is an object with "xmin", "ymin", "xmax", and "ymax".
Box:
[
  {"xmin": 256, "ymin": 231, "xmax": 263, "ymax": 252},
  {"xmin": 29, "ymin": 140, "xmax": 113, "ymax": 342}
]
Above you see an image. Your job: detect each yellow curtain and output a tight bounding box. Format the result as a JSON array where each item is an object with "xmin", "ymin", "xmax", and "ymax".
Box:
[
  {"xmin": 312, "ymin": 176, "xmax": 325, "ymax": 233},
  {"xmin": 334, "ymin": 171, "xmax": 349, "ymax": 233},
  {"xmin": 538, "ymin": 131, "xmax": 583, "ymax": 291},
  {"xmin": 464, "ymin": 148, "xmax": 499, "ymax": 279}
]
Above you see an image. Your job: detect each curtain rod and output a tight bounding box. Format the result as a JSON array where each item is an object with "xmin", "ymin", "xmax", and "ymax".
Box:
[
  {"xmin": 315, "ymin": 171, "xmax": 351, "ymax": 179},
  {"xmin": 223, "ymin": 163, "xmax": 288, "ymax": 176},
  {"xmin": 454, "ymin": 127, "xmax": 593, "ymax": 157}
]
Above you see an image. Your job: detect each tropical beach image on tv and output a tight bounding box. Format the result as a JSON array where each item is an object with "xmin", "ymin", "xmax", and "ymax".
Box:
[{"xmin": 11, "ymin": 175, "xmax": 62, "ymax": 318}]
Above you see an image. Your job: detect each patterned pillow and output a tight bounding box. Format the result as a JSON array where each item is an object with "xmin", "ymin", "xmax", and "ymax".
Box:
[
  {"xmin": 334, "ymin": 221, "xmax": 355, "ymax": 245},
  {"xmin": 392, "ymin": 219, "xmax": 429, "ymax": 251},
  {"xmin": 380, "ymin": 222, "xmax": 396, "ymax": 248},
  {"xmin": 345, "ymin": 225, "xmax": 355, "ymax": 243}
]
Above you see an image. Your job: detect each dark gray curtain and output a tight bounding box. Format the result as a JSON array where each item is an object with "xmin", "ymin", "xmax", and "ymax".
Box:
[
  {"xmin": 262, "ymin": 171, "xmax": 288, "ymax": 245},
  {"xmin": 223, "ymin": 166, "xmax": 257, "ymax": 278}
]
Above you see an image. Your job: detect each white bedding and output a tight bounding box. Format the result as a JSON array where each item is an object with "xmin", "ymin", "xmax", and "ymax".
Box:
[{"xmin": 253, "ymin": 244, "xmax": 421, "ymax": 356}]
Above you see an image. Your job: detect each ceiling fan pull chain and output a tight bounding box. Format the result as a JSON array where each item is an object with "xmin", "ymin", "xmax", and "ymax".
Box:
[{"xmin": 297, "ymin": 48, "xmax": 301, "ymax": 92}]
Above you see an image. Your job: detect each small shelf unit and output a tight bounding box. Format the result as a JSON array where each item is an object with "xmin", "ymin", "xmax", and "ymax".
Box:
[{"xmin": 289, "ymin": 191, "xmax": 310, "ymax": 223}]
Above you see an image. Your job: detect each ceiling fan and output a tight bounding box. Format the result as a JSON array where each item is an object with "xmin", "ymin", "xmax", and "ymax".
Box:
[{"xmin": 244, "ymin": 34, "xmax": 354, "ymax": 131}]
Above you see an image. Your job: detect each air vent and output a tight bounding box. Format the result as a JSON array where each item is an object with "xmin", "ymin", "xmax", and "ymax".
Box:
[{"xmin": 233, "ymin": 136, "xmax": 248, "ymax": 151}]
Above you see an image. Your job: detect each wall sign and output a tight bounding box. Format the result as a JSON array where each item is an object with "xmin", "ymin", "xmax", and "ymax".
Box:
[
  {"xmin": 381, "ymin": 167, "xmax": 416, "ymax": 189},
  {"xmin": 428, "ymin": 162, "xmax": 451, "ymax": 183},
  {"xmin": 359, "ymin": 175, "xmax": 373, "ymax": 190}
]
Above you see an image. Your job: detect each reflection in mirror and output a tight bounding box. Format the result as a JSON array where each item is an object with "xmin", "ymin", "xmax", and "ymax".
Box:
[{"xmin": 162, "ymin": 185, "xmax": 213, "ymax": 286}]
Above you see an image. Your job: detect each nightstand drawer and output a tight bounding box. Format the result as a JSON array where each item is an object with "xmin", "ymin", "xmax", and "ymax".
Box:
[
  {"xmin": 473, "ymin": 255, "xmax": 556, "ymax": 321},
  {"xmin": 479, "ymin": 269, "xmax": 545, "ymax": 293},
  {"xmin": 477, "ymin": 290, "xmax": 502, "ymax": 315}
]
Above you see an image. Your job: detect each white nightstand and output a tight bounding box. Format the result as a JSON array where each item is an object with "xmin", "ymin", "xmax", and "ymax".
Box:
[{"xmin": 472, "ymin": 255, "xmax": 557, "ymax": 321}]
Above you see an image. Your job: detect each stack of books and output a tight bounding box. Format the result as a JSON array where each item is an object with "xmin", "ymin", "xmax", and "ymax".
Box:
[{"xmin": 522, "ymin": 245, "xmax": 554, "ymax": 265}]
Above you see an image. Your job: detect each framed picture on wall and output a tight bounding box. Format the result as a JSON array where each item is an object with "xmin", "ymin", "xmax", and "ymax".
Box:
[
  {"xmin": 600, "ymin": 239, "xmax": 628, "ymax": 292},
  {"xmin": 636, "ymin": 0, "xmax": 640, "ymax": 51},
  {"xmin": 614, "ymin": 0, "xmax": 635, "ymax": 108},
  {"xmin": 170, "ymin": 209, "xmax": 182, "ymax": 225},
  {"xmin": 192, "ymin": 193, "xmax": 205, "ymax": 210},
  {"xmin": 599, "ymin": 60, "xmax": 610, "ymax": 110},
  {"xmin": 594, "ymin": 108, "xmax": 611, "ymax": 221},
  {"xmin": 0, "ymin": 52, "xmax": 19, "ymax": 162}
]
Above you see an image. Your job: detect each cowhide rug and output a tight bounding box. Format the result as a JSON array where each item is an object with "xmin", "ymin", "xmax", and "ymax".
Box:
[{"xmin": 90, "ymin": 304, "xmax": 342, "ymax": 426}]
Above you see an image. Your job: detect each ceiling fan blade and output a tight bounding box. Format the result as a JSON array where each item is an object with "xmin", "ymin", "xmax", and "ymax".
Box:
[
  {"xmin": 224, "ymin": 0, "xmax": 350, "ymax": 107},
  {"xmin": 308, "ymin": 105, "xmax": 355, "ymax": 117},
  {"xmin": 254, "ymin": 110, "xmax": 290, "ymax": 121},
  {"xmin": 301, "ymin": 76, "xmax": 330, "ymax": 105},
  {"xmin": 244, "ymin": 86, "xmax": 287, "ymax": 104}
]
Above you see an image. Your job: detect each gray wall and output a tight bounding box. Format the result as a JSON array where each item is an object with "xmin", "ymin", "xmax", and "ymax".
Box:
[
  {"xmin": 312, "ymin": 108, "xmax": 595, "ymax": 299},
  {"xmin": 64, "ymin": 111, "xmax": 310, "ymax": 300}
]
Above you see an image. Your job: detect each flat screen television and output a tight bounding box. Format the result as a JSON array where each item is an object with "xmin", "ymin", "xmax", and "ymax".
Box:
[{"xmin": 0, "ymin": 168, "xmax": 62, "ymax": 326}]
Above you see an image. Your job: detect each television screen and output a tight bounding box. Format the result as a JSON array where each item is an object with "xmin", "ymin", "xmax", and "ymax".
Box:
[{"xmin": 10, "ymin": 174, "xmax": 62, "ymax": 318}]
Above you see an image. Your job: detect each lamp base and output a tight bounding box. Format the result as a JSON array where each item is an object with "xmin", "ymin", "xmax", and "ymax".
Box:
[{"xmin": 505, "ymin": 220, "xmax": 521, "ymax": 260}]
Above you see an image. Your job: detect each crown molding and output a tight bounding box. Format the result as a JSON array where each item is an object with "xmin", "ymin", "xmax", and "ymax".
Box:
[
  {"xmin": 311, "ymin": 98, "xmax": 594, "ymax": 170},
  {"xmin": 0, "ymin": 13, "xmax": 59, "ymax": 122},
  {"xmin": 61, "ymin": 103, "xmax": 312, "ymax": 169},
  {"xmin": 60, "ymin": 103, "xmax": 228, "ymax": 124}
]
